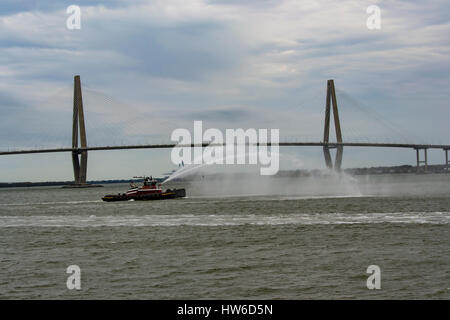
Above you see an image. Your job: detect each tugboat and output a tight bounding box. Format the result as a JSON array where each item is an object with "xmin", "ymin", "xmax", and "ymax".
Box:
[{"xmin": 102, "ymin": 176, "xmax": 186, "ymax": 202}]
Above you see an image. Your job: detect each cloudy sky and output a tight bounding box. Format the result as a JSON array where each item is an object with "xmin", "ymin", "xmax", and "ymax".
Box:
[{"xmin": 0, "ymin": 0, "xmax": 449, "ymax": 182}]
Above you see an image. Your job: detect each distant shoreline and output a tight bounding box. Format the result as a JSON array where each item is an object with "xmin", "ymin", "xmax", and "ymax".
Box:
[{"xmin": 0, "ymin": 164, "xmax": 448, "ymax": 188}]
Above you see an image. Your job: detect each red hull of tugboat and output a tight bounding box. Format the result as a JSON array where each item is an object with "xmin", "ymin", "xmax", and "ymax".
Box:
[{"xmin": 102, "ymin": 188, "xmax": 186, "ymax": 202}]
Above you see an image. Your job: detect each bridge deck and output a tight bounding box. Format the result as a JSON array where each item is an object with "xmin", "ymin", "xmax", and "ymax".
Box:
[{"xmin": 1, "ymin": 142, "xmax": 449, "ymax": 156}]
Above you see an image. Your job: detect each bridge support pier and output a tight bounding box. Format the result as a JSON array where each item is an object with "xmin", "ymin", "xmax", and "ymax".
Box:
[
  {"xmin": 415, "ymin": 148, "xmax": 428, "ymax": 174},
  {"xmin": 323, "ymin": 79, "xmax": 343, "ymax": 171}
]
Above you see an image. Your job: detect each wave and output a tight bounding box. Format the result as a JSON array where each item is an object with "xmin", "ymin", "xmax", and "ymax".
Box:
[{"xmin": 0, "ymin": 212, "xmax": 448, "ymax": 227}]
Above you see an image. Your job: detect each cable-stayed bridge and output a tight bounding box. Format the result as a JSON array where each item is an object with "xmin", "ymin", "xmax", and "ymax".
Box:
[{"xmin": 0, "ymin": 76, "xmax": 449, "ymax": 186}]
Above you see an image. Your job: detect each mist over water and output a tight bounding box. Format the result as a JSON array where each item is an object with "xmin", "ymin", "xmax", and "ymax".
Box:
[
  {"xmin": 164, "ymin": 150, "xmax": 362, "ymax": 197},
  {"xmin": 163, "ymin": 151, "xmax": 450, "ymax": 198},
  {"xmin": 183, "ymin": 171, "xmax": 450, "ymax": 198},
  {"xmin": 185, "ymin": 170, "xmax": 361, "ymax": 197}
]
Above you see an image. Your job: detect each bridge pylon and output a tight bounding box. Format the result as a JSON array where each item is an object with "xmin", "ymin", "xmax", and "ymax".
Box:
[
  {"xmin": 323, "ymin": 79, "xmax": 343, "ymax": 171},
  {"xmin": 71, "ymin": 75, "xmax": 88, "ymax": 185},
  {"xmin": 64, "ymin": 75, "xmax": 101, "ymax": 188}
]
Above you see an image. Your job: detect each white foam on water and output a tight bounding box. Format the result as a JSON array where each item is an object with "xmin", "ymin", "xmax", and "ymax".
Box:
[{"xmin": 0, "ymin": 212, "xmax": 448, "ymax": 227}]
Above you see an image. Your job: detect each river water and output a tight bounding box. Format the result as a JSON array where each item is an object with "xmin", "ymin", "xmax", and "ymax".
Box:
[{"xmin": 0, "ymin": 173, "xmax": 449, "ymax": 299}]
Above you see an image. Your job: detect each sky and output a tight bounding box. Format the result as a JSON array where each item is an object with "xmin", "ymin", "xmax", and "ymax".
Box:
[{"xmin": 0, "ymin": 0, "xmax": 449, "ymax": 182}]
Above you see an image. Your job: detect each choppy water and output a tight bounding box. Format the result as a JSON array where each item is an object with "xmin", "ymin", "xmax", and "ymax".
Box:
[{"xmin": 0, "ymin": 174, "xmax": 449, "ymax": 299}]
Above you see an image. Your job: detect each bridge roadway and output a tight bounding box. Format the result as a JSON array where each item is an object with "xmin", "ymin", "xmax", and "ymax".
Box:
[{"xmin": 1, "ymin": 142, "xmax": 449, "ymax": 156}]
